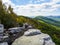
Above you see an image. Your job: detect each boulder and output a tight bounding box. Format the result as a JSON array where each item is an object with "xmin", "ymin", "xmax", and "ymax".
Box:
[
  {"xmin": 0, "ymin": 42, "xmax": 8, "ymax": 45},
  {"xmin": 8, "ymin": 27, "xmax": 23, "ymax": 33},
  {"xmin": 24, "ymin": 29, "xmax": 42, "ymax": 36},
  {"xmin": 27, "ymin": 25, "xmax": 33, "ymax": 29},
  {"xmin": 0, "ymin": 24, "xmax": 4, "ymax": 33},
  {"xmin": 12, "ymin": 29, "xmax": 55, "ymax": 45}
]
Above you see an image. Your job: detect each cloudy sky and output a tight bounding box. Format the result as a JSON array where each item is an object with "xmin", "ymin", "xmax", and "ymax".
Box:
[{"xmin": 2, "ymin": 0, "xmax": 60, "ymax": 16}]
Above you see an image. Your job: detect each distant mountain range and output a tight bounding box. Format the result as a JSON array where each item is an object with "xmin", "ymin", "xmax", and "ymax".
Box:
[
  {"xmin": 46, "ymin": 16, "xmax": 60, "ymax": 21},
  {"xmin": 34, "ymin": 16, "xmax": 60, "ymax": 27},
  {"xmin": 46, "ymin": 16, "xmax": 60, "ymax": 18}
]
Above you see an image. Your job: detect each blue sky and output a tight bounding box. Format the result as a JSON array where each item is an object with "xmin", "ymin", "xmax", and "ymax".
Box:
[
  {"xmin": 11, "ymin": 0, "xmax": 51, "ymax": 5},
  {"xmin": 2, "ymin": 0, "xmax": 60, "ymax": 16}
]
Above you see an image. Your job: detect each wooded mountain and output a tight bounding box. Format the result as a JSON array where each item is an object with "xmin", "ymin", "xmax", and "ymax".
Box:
[
  {"xmin": 46, "ymin": 16, "xmax": 60, "ymax": 22},
  {"xmin": 34, "ymin": 16, "xmax": 60, "ymax": 27}
]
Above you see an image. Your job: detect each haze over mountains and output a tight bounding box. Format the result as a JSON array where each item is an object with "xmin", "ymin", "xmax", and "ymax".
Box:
[
  {"xmin": 35, "ymin": 16, "xmax": 60, "ymax": 27},
  {"xmin": 46, "ymin": 16, "xmax": 60, "ymax": 21}
]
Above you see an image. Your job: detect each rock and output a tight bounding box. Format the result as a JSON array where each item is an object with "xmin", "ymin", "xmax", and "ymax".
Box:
[
  {"xmin": 0, "ymin": 42, "xmax": 8, "ymax": 45},
  {"xmin": 27, "ymin": 25, "xmax": 33, "ymax": 29},
  {"xmin": 12, "ymin": 29, "xmax": 55, "ymax": 45},
  {"xmin": 24, "ymin": 29, "xmax": 42, "ymax": 36},
  {"xmin": 0, "ymin": 24, "xmax": 4, "ymax": 33},
  {"xmin": 8, "ymin": 27, "xmax": 23, "ymax": 33}
]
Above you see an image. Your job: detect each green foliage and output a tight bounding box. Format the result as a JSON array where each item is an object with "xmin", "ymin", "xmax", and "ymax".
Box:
[
  {"xmin": 17, "ymin": 16, "xmax": 39, "ymax": 28},
  {"xmin": 0, "ymin": 1, "xmax": 18, "ymax": 28}
]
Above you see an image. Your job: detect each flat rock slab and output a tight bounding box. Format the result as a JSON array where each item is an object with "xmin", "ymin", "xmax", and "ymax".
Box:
[{"xmin": 12, "ymin": 29, "xmax": 55, "ymax": 45}]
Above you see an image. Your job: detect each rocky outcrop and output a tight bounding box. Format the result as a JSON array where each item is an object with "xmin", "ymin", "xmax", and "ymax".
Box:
[
  {"xmin": 0, "ymin": 24, "xmax": 55, "ymax": 45},
  {"xmin": 12, "ymin": 29, "xmax": 55, "ymax": 45}
]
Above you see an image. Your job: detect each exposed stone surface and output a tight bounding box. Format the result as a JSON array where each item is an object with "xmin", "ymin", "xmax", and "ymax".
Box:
[
  {"xmin": 12, "ymin": 29, "xmax": 55, "ymax": 45},
  {"xmin": 0, "ymin": 42, "xmax": 8, "ymax": 45},
  {"xmin": 0, "ymin": 24, "xmax": 4, "ymax": 33},
  {"xmin": 24, "ymin": 29, "xmax": 42, "ymax": 36},
  {"xmin": 0, "ymin": 24, "xmax": 56, "ymax": 45}
]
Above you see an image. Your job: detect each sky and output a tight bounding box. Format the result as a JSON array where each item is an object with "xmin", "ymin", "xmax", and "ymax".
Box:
[{"xmin": 2, "ymin": 0, "xmax": 60, "ymax": 16}]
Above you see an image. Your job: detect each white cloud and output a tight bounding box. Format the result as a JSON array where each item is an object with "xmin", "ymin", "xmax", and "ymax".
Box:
[
  {"xmin": 2, "ymin": 0, "xmax": 15, "ymax": 8},
  {"xmin": 52, "ymin": 0, "xmax": 60, "ymax": 3},
  {"xmin": 2, "ymin": 0, "xmax": 60, "ymax": 16}
]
